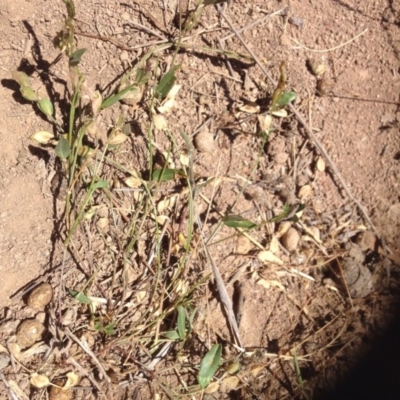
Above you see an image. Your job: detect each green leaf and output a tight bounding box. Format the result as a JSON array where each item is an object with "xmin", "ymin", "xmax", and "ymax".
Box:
[
  {"xmin": 269, "ymin": 203, "xmax": 305, "ymax": 223},
  {"xmin": 162, "ymin": 330, "xmax": 181, "ymax": 340},
  {"xmin": 269, "ymin": 203, "xmax": 291, "ymax": 223},
  {"xmin": 20, "ymin": 86, "xmax": 39, "ymax": 101},
  {"xmin": 198, "ymin": 344, "xmax": 222, "ymax": 389},
  {"xmin": 276, "ymin": 91, "xmax": 297, "ymax": 107},
  {"xmin": 55, "ymin": 136, "xmax": 71, "ymax": 159},
  {"xmin": 94, "ymin": 321, "xmax": 102, "ymax": 331},
  {"xmin": 187, "ymin": 308, "xmax": 197, "ymax": 335},
  {"xmin": 101, "ymin": 84, "xmax": 139, "ymax": 109},
  {"xmin": 69, "ymin": 48, "xmax": 87, "ymax": 67},
  {"xmin": 68, "ymin": 288, "xmax": 92, "ymax": 304},
  {"xmin": 64, "ymin": 0, "xmax": 76, "ymax": 18},
  {"xmin": 156, "ymin": 65, "xmax": 180, "ymax": 99},
  {"xmin": 188, "ymin": 308, "xmax": 197, "ymax": 326},
  {"xmin": 134, "ymin": 68, "xmax": 150, "ymax": 85},
  {"xmin": 37, "ymin": 98, "xmax": 54, "ymax": 118},
  {"xmin": 104, "ymin": 321, "xmax": 116, "ymax": 336},
  {"xmin": 92, "ymin": 180, "xmax": 109, "ymax": 190},
  {"xmin": 222, "ymin": 215, "xmax": 256, "ymax": 229},
  {"xmin": 151, "ymin": 168, "xmax": 185, "ymax": 182},
  {"xmin": 177, "ymin": 306, "xmax": 186, "ymax": 340}
]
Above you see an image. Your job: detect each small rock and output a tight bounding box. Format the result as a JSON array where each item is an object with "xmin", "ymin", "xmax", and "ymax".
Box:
[
  {"xmin": 50, "ymin": 172, "xmax": 68, "ymax": 200},
  {"xmin": 316, "ymin": 76, "xmax": 335, "ymax": 96},
  {"xmin": 307, "ymin": 58, "xmax": 328, "ymax": 77},
  {"xmin": 289, "ymin": 16, "xmax": 305, "ymax": 29},
  {"xmin": 120, "ymin": 50, "xmax": 129, "ymax": 61},
  {"xmin": 355, "ymin": 231, "xmax": 376, "ymax": 252},
  {"xmin": 341, "ymin": 257, "xmax": 373, "ymax": 298},
  {"xmin": 119, "ymin": 84, "xmax": 144, "ymax": 106},
  {"xmin": 281, "ymin": 227, "xmax": 300, "ymax": 252},
  {"xmin": 36, "ymin": 312, "xmax": 47, "ymax": 324},
  {"xmin": 345, "ymin": 242, "xmax": 365, "ymax": 264},
  {"xmin": 27, "ymin": 283, "xmax": 53, "ymax": 311},
  {"xmin": 194, "ymin": 129, "xmax": 215, "ymax": 153},
  {"xmin": 16, "ymin": 319, "xmax": 45, "ymax": 349}
]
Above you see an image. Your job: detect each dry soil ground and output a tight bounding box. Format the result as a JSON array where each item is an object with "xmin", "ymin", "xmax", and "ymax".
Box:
[{"xmin": 1, "ymin": 0, "xmax": 400, "ymax": 399}]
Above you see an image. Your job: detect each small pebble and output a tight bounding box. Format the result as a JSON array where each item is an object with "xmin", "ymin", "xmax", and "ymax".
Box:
[
  {"xmin": 355, "ymin": 231, "xmax": 376, "ymax": 252},
  {"xmin": 281, "ymin": 227, "xmax": 300, "ymax": 252},
  {"xmin": 194, "ymin": 129, "xmax": 215, "ymax": 153},
  {"xmin": 27, "ymin": 283, "xmax": 53, "ymax": 311},
  {"xmin": 289, "ymin": 16, "xmax": 305, "ymax": 29},
  {"xmin": 307, "ymin": 58, "xmax": 328, "ymax": 77},
  {"xmin": 16, "ymin": 319, "xmax": 44, "ymax": 348}
]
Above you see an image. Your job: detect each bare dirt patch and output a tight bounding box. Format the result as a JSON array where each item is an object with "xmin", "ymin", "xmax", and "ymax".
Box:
[{"xmin": 1, "ymin": 0, "xmax": 400, "ymax": 399}]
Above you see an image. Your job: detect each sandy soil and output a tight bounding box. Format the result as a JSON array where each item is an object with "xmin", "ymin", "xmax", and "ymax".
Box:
[{"xmin": 1, "ymin": 0, "xmax": 400, "ymax": 398}]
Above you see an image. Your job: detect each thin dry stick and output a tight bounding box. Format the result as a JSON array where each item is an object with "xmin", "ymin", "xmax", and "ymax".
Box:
[
  {"xmin": 65, "ymin": 328, "xmax": 111, "ymax": 383},
  {"xmin": 181, "ymin": 135, "xmax": 242, "ymax": 348},
  {"xmin": 201, "ymin": 235, "xmax": 243, "ymax": 348},
  {"xmin": 126, "ymin": 21, "xmax": 167, "ymax": 40},
  {"xmin": 75, "ymin": 30, "xmax": 168, "ymax": 51},
  {"xmin": 292, "ymin": 28, "xmax": 368, "ymax": 53},
  {"xmin": 218, "ymin": 37, "xmax": 235, "ymax": 78},
  {"xmin": 147, "ymin": 218, "xmax": 170, "ymax": 266},
  {"xmin": 127, "ymin": 1, "xmax": 168, "ymax": 35},
  {"xmin": 216, "ymin": 5, "xmax": 388, "ymax": 253},
  {"xmin": 220, "ymin": 6, "xmax": 288, "ymax": 42}
]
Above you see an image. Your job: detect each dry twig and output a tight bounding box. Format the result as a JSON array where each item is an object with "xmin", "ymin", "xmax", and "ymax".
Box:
[{"xmin": 65, "ymin": 328, "xmax": 111, "ymax": 383}]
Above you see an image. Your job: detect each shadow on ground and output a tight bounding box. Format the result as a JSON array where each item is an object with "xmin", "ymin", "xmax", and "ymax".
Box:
[{"xmin": 319, "ymin": 304, "xmax": 400, "ymax": 400}]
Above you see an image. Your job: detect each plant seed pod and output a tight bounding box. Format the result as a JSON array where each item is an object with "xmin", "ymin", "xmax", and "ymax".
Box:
[
  {"xmin": 11, "ymin": 70, "xmax": 30, "ymax": 87},
  {"xmin": 20, "ymin": 86, "xmax": 39, "ymax": 101},
  {"xmin": 38, "ymin": 98, "xmax": 54, "ymax": 118}
]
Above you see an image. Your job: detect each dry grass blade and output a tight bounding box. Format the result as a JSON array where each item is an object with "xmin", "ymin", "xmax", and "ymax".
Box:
[
  {"xmin": 199, "ymin": 225, "xmax": 243, "ymax": 348},
  {"xmin": 291, "ymin": 28, "xmax": 369, "ymax": 53},
  {"xmin": 220, "ymin": 6, "xmax": 288, "ymax": 42}
]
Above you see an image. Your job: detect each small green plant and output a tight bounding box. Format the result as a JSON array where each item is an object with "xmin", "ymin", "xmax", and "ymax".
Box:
[
  {"xmin": 197, "ymin": 344, "xmax": 222, "ymax": 389},
  {"xmin": 68, "ymin": 288, "xmax": 116, "ymax": 336},
  {"xmin": 163, "ymin": 305, "xmax": 197, "ymax": 341},
  {"xmin": 269, "ymin": 61, "xmax": 297, "ymax": 115}
]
